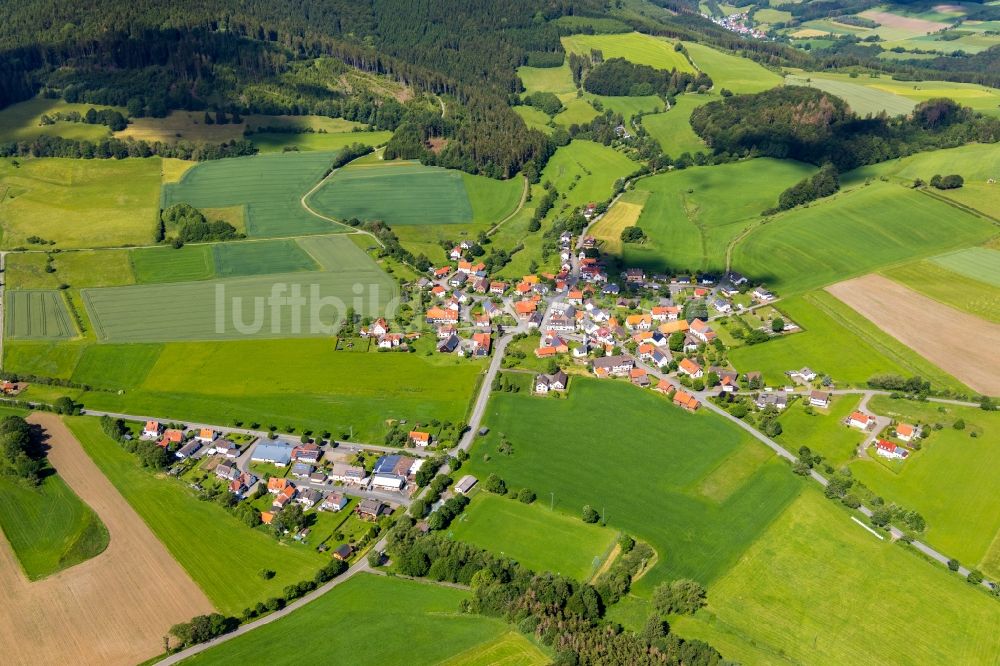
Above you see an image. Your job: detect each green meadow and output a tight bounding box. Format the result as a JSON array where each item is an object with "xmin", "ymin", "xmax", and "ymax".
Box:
[
  {"xmin": 561, "ymin": 33, "xmax": 695, "ymax": 73},
  {"xmin": 0, "ymin": 97, "xmax": 123, "ymax": 142},
  {"xmin": 776, "ymin": 394, "xmax": 865, "ymax": 466},
  {"xmin": 0, "ymin": 452, "xmax": 109, "ymax": 580},
  {"xmin": 553, "ymin": 95, "xmax": 600, "ymax": 127},
  {"xmin": 674, "ymin": 489, "xmax": 1000, "ymax": 665},
  {"xmin": 728, "ymin": 291, "xmax": 971, "ymax": 393},
  {"xmin": 626, "ymin": 158, "xmax": 815, "ymax": 272},
  {"xmin": 931, "ymin": 247, "xmax": 1000, "ymax": 287},
  {"xmin": 68, "ymin": 416, "xmax": 325, "ymax": 615},
  {"xmin": 682, "ymin": 42, "xmax": 783, "ymax": 93},
  {"xmin": 514, "ymin": 105, "xmax": 555, "ymax": 134},
  {"xmin": 183, "ymin": 574, "xmax": 541, "ymax": 665},
  {"xmin": 466, "ymin": 379, "xmax": 802, "ymax": 595},
  {"xmin": 310, "ymin": 161, "xmax": 522, "ymax": 226},
  {"xmin": 0, "ymin": 157, "xmax": 161, "ymax": 248},
  {"xmin": 850, "ymin": 397, "xmax": 1000, "ymax": 576},
  {"xmin": 585, "ymin": 93, "xmax": 664, "ymax": 121},
  {"xmin": 131, "ymin": 245, "xmax": 216, "ymax": 283},
  {"xmin": 450, "ymin": 492, "xmax": 617, "ymax": 580},
  {"xmin": 517, "ymin": 64, "xmax": 577, "ymax": 96},
  {"xmin": 70, "ymin": 343, "xmax": 164, "ymax": 389},
  {"xmin": 540, "ymin": 140, "xmax": 638, "ymax": 209},
  {"xmin": 69, "ymin": 339, "xmax": 482, "ymax": 441},
  {"xmin": 641, "ymin": 95, "xmax": 711, "ymax": 156},
  {"xmin": 731, "ymin": 181, "xmax": 997, "ymax": 295},
  {"xmin": 886, "ymin": 258, "xmax": 1000, "ymax": 323},
  {"xmin": 162, "ymin": 151, "xmax": 343, "ymax": 237}
]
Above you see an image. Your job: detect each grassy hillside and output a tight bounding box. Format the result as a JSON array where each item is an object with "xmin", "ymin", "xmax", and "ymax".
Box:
[
  {"xmin": 683, "ymin": 42, "xmax": 782, "ymax": 93},
  {"xmin": 540, "ymin": 140, "xmax": 638, "ymax": 209},
  {"xmin": 183, "ymin": 574, "xmax": 545, "ymax": 665},
  {"xmin": 562, "ymin": 33, "xmax": 695, "ymax": 72},
  {"xmin": 673, "ymin": 489, "xmax": 1000, "ymax": 665},
  {"xmin": 641, "ymin": 95, "xmax": 711, "ymax": 156}
]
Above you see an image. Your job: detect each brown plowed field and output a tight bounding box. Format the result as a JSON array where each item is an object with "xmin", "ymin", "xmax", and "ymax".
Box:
[
  {"xmin": 827, "ymin": 274, "xmax": 1000, "ymax": 396},
  {"xmin": 0, "ymin": 413, "xmax": 213, "ymax": 665}
]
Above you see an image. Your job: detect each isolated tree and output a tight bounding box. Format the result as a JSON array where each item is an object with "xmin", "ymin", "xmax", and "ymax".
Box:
[
  {"xmin": 653, "ymin": 579, "xmax": 707, "ymax": 615},
  {"xmin": 771, "ymin": 318, "xmax": 785, "ymax": 333},
  {"xmin": 582, "ymin": 505, "xmax": 600, "ymax": 523}
]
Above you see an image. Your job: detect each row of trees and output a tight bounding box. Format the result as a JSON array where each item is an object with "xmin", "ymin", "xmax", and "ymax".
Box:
[
  {"xmin": 769, "ymin": 162, "xmax": 840, "ymax": 213},
  {"xmin": 0, "ymin": 134, "xmax": 257, "ymax": 161}
]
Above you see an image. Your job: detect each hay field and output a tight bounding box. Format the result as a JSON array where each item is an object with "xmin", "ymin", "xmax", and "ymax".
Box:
[
  {"xmin": 561, "ymin": 33, "xmax": 695, "ymax": 72},
  {"xmin": 589, "ymin": 189, "xmax": 648, "ymax": 255},
  {"xmin": 827, "ymin": 274, "xmax": 1000, "ymax": 395},
  {"xmin": 0, "ymin": 414, "xmax": 212, "ymax": 666},
  {"xmin": 785, "ymin": 74, "xmax": 917, "ymax": 116}
]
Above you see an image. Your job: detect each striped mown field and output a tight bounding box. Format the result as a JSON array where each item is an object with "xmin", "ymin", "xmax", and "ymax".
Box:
[{"xmin": 5, "ymin": 290, "xmax": 76, "ymax": 339}]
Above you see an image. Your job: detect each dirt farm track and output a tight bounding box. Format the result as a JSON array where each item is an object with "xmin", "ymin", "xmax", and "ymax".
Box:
[
  {"xmin": 0, "ymin": 413, "xmax": 212, "ymax": 665},
  {"xmin": 827, "ymin": 274, "xmax": 1000, "ymax": 396}
]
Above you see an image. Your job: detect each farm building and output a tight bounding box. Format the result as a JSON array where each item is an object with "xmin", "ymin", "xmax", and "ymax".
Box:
[
  {"xmin": 252, "ymin": 442, "xmax": 295, "ymax": 466},
  {"xmin": 455, "ymin": 475, "xmax": 478, "ymax": 495}
]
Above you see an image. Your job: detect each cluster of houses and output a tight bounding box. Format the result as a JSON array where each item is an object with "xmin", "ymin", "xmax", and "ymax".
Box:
[
  {"xmin": 142, "ymin": 420, "xmax": 236, "ymax": 461},
  {"xmin": 874, "ymin": 421, "xmax": 921, "ymax": 460},
  {"xmin": 360, "ymin": 317, "xmax": 413, "ymax": 350}
]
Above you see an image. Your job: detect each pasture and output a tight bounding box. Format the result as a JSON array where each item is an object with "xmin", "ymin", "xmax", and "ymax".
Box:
[
  {"xmin": 886, "ymin": 259, "xmax": 1000, "ymax": 323},
  {"xmin": 931, "ymin": 247, "xmax": 1000, "ymax": 287},
  {"xmin": 162, "ymin": 151, "xmax": 342, "ymax": 237},
  {"xmin": 827, "ymin": 274, "xmax": 1000, "ymax": 396},
  {"xmin": 785, "ymin": 73, "xmax": 916, "ymax": 116},
  {"xmin": 296, "ymin": 234, "xmax": 384, "ymax": 272},
  {"xmin": 2, "ymin": 340, "xmax": 85, "ymax": 379},
  {"xmin": 851, "ymin": 396, "xmax": 1000, "ymax": 576},
  {"xmin": 731, "ymin": 181, "xmax": 997, "ymax": 295},
  {"xmin": 74, "ymin": 338, "xmax": 482, "ymax": 441},
  {"xmin": 514, "ymin": 105, "xmax": 554, "ymax": 134},
  {"xmin": 251, "ymin": 130, "xmax": 392, "ymax": 153},
  {"xmin": 465, "ymin": 378, "xmax": 802, "ymax": 593},
  {"xmin": 0, "ymin": 98, "xmax": 122, "ymax": 142},
  {"xmin": 641, "ymin": 95, "xmax": 711, "ymax": 156},
  {"xmin": 561, "ymin": 33, "xmax": 695, "ymax": 73},
  {"xmin": 68, "ymin": 416, "xmax": 324, "ymax": 615},
  {"xmin": 311, "ymin": 161, "xmax": 521, "ymax": 226},
  {"xmin": 727, "ymin": 291, "xmax": 972, "ymax": 393},
  {"xmin": 449, "ymin": 492, "xmax": 617, "ymax": 581},
  {"xmin": 0, "ymin": 468, "xmax": 108, "ymax": 580},
  {"xmin": 6, "ymin": 250, "xmax": 133, "ymax": 290},
  {"xmin": 540, "ymin": 140, "xmax": 638, "ymax": 209},
  {"xmin": 552, "ymin": 96, "xmax": 599, "ymax": 127},
  {"xmin": 212, "ymin": 239, "xmax": 318, "ymax": 277},
  {"xmin": 673, "ymin": 489, "xmax": 1000, "ymax": 666},
  {"xmin": 131, "ymin": 245, "xmax": 216, "ymax": 283},
  {"xmin": 183, "ymin": 574, "xmax": 534, "ymax": 665},
  {"xmin": 517, "ymin": 64, "xmax": 577, "ymax": 96},
  {"xmin": 626, "ymin": 158, "xmax": 815, "ymax": 273},
  {"xmin": 5, "ymin": 290, "xmax": 76, "ymax": 339},
  {"xmin": 682, "ymin": 42, "xmax": 782, "ymax": 93},
  {"xmin": 0, "ymin": 157, "xmax": 161, "ymax": 248},
  {"xmin": 82, "ymin": 266, "xmax": 397, "ymax": 342},
  {"xmin": 585, "ymin": 93, "xmax": 664, "ymax": 121},
  {"xmin": 843, "ymin": 143, "xmax": 1000, "ymax": 218},
  {"xmin": 70, "ymin": 343, "xmax": 164, "ymax": 389}
]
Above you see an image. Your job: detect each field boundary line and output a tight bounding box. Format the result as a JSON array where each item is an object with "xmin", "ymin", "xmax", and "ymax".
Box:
[
  {"xmin": 915, "ymin": 187, "xmax": 1000, "ymax": 225},
  {"xmin": 851, "ymin": 516, "xmax": 885, "ymax": 540}
]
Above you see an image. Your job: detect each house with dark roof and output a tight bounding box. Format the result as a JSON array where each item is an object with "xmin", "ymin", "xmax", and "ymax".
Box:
[
  {"xmin": 592, "ymin": 355, "xmax": 634, "ymax": 378},
  {"xmin": 357, "ymin": 499, "xmax": 387, "ymax": 521},
  {"xmin": 535, "ymin": 370, "xmax": 568, "ymax": 394}
]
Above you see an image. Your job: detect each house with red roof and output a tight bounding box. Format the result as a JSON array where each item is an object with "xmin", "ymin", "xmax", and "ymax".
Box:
[
  {"xmin": 471, "ymin": 332, "xmax": 492, "ymax": 356},
  {"xmin": 689, "ymin": 318, "xmax": 716, "ymax": 343},
  {"xmin": 895, "ymin": 423, "xmax": 918, "ymax": 442},
  {"xmin": 142, "ymin": 420, "xmax": 161, "ymax": 439},
  {"xmin": 673, "ymin": 390, "xmax": 700, "ymax": 411},
  {"xmin": 490, "ymin": 281, "xmax": 507, "ymax": 295},
  {"xmin": 409, "ymin": 431, "xmax": 431, "ymax": 447},
  {"xmin": 678, "ymin": 357, "xmax": 703, "ymax": 379},
  {"xmin": 875, "ymin": 439, "xmax": 908, "ymax": 460},
  {"xmin": 158, "ymin": 428, "xmax": 184, "ymax": 449},
  {"xmin": 651, "ymin": 306, "xmax": 681, "ymax": 322}
]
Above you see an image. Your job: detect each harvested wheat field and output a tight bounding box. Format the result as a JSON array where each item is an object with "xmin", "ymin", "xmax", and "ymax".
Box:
[
  {"xmin": 827, "ymin": 274, "xmax": 1000, "ymax": 395},
  {"xmin": 0, "ymin": 413, "xmax": 212, "ymax": 666}
]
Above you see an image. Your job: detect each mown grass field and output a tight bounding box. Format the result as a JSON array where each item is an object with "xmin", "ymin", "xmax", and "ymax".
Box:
[
  {"xmin": 0, "ymin": 98, "xmax": 123, "ymax": 142},
  {"xmin": 450, "ymin": 492, "xmax": 617, "ymax": 580},
  {"xmin": 311, "ymin": 161, "xmax": 521, "ymax": 226},
  {"xmin": 251, "ymin": 130, "xmax": 392, "ymax": 153},
  {"xmin": 184, "ymin": 574, "xmax": 535, "ymax": 665},
  {"xmin": 440, "ymin": 632, "xmax": 549, "ymax": 666},
  {"xmin": 931, "ymin": 247, "xmax": 1000, "ymax": 287},
  {"xmin": 540, "ymin": 140, "xmax": 637, "ymax": 210},
  {"xmin": 732, "ymin": 181, "xmax": 997, "ymax": 295},
  {"xmin": 517, "ymin": 64, "xmax": 577, "ymax": 96},
  {"xmin": 68, "ymin": 416, "xmax": 325, "ymax": 614},
  {"xmin": 296, "ymin": 234, "xmax": 386, "ymax": 272},
  {"xmin": 584, "ymin": 93, "xmax": 664, "ymax": 121},
  {"xmin": 673, "ymin": 489, "xmax": 1000, "ymax": 666},
  {"xmin": 561, "ymin": 33, "xmax": 695, "ymax": 72},
  {"xmin": 162, "ymin": 151, "xmax": 341, "ymax": 237},
  {"xmin": 850, "ymin": 397, "xmax": 1000, "ymax": 576},
  {"xmin": 626, "ymin": 158, "xmax": 814, "ymax": 273},
  {"xmin": 589, "ymin": 189, "xmax": 649, "ymax": 255},
  {"xmin": 5, "ymin": 290, "xmax": 76, "ymax": 339},
  {"xmin": 131, "ymin": 245, "xmax": 216, "ymax": 283},
  {"xmin": 465, "ymin": 379, "xmax": 802, "ymax": 596},
  {"xmin": 728, "ymin": 291, "xmax": 972, "ymax": 393},
  {"xmin": 0, "ymin": 157, "xmax": 161, "ymax": 248},
  {"xmin": 72, "ymin": 338, "xmax": 482, "ymax": 441},
  {"xmin": 0, "ymin": 462, "xmax": 109, "ymax": 580},
  {"xmin": 553, "ymin": 95, "xmax": 599, "ymax": 127},
  {"xmin": 70, "ymin": 343, "xmax": 164, "ymax": 389},
  {"xmin": 775, "ymin": 394, "xmax": 864, "ymax": 466},
  {"xmin": 641, "ymin": 95, "xmax": 711, "ymax": 156},
  {"xmin": 212, "ymin": 239, "xmax": 318, "ymax": 277},
  {"xmin": 886, "ymin": 259, "xmax": 1000, "ymax": 323},
  {"xmin": 785, "ymin": 73, "xmax": 917, "ymax": 116},
  {"xmin": 682, "ymin": 42, "xmax": 782, "ymax": 93}
]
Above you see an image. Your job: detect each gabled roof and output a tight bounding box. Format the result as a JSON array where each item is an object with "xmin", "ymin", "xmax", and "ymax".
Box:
[
  {"xmin": 850, "ymin": 411, "xmax": 871, "ymax": 424},
  {"xmin": 896, "ymin": 423, "xmax": 915, "ymax": 437},
  {"xmin": 679, "ymin": 357, "xmax": 701, "ymax": 374}
]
